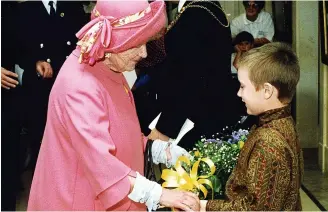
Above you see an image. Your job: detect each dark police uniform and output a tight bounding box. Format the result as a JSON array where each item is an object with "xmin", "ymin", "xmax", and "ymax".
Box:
[{"xmin": 12, "ymin": 1, "xmax": 88, "ymax": 170}]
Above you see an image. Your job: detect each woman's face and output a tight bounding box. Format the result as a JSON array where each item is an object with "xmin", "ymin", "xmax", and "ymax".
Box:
[{"xmin": 104, "ymin": 44, "xmax": 147, "ymax": 73}]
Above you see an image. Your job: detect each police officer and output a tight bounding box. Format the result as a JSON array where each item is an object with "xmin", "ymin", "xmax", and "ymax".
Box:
[
  {"xmin": 12, "ymin": 1, "xmax": 88, "ymax": 170},
  {"xmin": 1, "ymin": 2, "xmax": 23, "ymax": 210}
]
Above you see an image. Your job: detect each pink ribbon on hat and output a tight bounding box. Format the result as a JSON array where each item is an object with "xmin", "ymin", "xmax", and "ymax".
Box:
[
  {"xmin": 76, "ymin": 15, "xmax": 114, "ymax": 65},
  {"xmin": 76, "ymin": 7, "xmax": 151, "ymax": 65}
]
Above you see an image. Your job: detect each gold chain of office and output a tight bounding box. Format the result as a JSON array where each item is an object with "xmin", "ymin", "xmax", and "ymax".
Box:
[{"xmin": 166, "ymin": 0, "xmax": 230, "ymax": 33}]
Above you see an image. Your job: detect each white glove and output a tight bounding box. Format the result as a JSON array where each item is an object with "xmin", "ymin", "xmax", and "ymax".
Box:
[
  {"xmin": 151, "ymin": 140, "xmax": 169, "ymax": 166},
  {"xmin": 167, "ymin": 141, "xmax": 191, "ymax": 167},
  {"xmin": 128, "ymin": 172, "xmax": 162, "ymax": 211},
  {"xmin": 152, "ymin": 139, "xmax": 190, "ymax": 168}
]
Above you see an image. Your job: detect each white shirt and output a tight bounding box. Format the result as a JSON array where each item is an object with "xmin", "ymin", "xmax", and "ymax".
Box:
[
  {"xmin": 231, "ymin": 53, "xmax": 237, "ymax": 74},
  {"xmin": 42, "ymin": 0, "xmax": 57, "ymax": 15},
  {"xmin": 178, "ymin": 0, "xmax": 187, "ymax": 12},
  {"xmin": 231, "ymin": 11, "xmax": 274, "ymax": 41}
]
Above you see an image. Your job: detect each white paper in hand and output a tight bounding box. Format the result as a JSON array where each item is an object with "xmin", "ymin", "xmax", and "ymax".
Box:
[
  {"xmin": 123, "ymin": 69, "xmax": 137, "ymax": 89},
  {"xmin": 149, "ymin": 113, "xmax": 194, "ymax": 145},
  {"xmin": 15, "ymin": 64, "xmax": 24, "ymax": 85}
]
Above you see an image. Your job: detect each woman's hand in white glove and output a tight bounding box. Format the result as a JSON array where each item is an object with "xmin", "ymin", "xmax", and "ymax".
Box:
[
  {"xmin": 160, "ymin": 189, "xmax": 200, "ymax": 211},
  {"xmin": 166, "ymin": 142, "xmax": 190, "ymax": 167},
  {"xmin": 152, "ymin": 140, "xmax": 190, "ymax": 167},
  {"xmin": 128, "ymin": 172, "xmax": 199, "ymax": 211}
]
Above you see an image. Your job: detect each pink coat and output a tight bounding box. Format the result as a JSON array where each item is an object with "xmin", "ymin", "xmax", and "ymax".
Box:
[{"xmin": 28, "ymin": 49, "xmax": 147, "ymax": 211}]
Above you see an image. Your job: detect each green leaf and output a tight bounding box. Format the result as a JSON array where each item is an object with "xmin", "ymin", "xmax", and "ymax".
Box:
[{"xmin": 209, "ymin": 175, "xmax": 222, "ymax": 193}]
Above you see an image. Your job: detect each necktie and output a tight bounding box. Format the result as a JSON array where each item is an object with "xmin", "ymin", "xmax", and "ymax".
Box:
[{"xmin": 48, "ymin": 1, "xmax": 56, "ymax": 17}]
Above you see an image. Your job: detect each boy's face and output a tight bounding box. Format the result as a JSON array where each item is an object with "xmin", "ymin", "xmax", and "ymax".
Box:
[
  {"xmin": 237, "ymin": 67, "xmax": 265, "ymax": 115},
  {"xmin": 237, "ymin": 41, "xmax": 253, "ymax": 52}
]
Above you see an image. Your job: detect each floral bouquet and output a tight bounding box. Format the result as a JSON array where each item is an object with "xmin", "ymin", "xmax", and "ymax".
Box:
[
  {"xmin": 189, "ymin": 128, "xmax": 249, "ymax": 199},
  {"xmin": 161, "ymin": 118, "xmax": 250, "ymax": 201}
]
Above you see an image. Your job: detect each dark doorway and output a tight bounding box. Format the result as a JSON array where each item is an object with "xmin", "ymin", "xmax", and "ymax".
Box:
[{"xmin": 272, "ymin": 1, "xmax": 293, "ymax": 44}]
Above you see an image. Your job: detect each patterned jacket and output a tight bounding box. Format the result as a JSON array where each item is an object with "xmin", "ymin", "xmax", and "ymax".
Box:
[{"xmin": 207, "ymin": 105, "xmax": 304, "ymax": 211}]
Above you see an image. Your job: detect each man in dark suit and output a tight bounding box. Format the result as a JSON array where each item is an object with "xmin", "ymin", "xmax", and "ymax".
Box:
[
  {"xmin": 1, "ymin": 3, "xmax": 23, "ymax": 210},
  {"xmin": 12, "ymin": 1, "xmax": 88, "ymax": 169},
  {"xmin": 1, "ymin": 1, "xmax": 88, "ymax": 209},
  {"xmin": 145, "ymin": 1, "xmax": 244, "ymax": 150}
]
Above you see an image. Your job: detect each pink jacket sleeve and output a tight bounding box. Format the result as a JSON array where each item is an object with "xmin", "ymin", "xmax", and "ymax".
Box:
[{"xmin": 63, "ymin": 84, "xmax": 132, "ymax": 210}]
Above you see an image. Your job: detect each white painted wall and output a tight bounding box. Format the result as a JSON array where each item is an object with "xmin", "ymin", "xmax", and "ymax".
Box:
[
  {"xmin": 293, "ymin": 1, "xmax": 319, "ymax": 148},
  {"xmin": 319, "ymin": 62, "xmax": 328, "ymax": 172}
]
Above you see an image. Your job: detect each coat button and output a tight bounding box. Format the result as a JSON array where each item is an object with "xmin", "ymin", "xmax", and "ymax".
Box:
[
  {"xmin": 67, "ymin": 41, "xmax": 71, "ymax": 45},
  {"xmin": 46, "ymin": 58, "xmax": 51, "ymax": 63},
  {"xmin": 40, "ymin": 43, "xmax": 44, "ymax": 48},
  {"xmin": 66, "ymin": 56, "xmax": 68, "ymax": 58}
]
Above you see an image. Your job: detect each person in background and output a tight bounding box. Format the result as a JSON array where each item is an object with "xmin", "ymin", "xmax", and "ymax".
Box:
[
  {"xmin": 231, "ymin": 31, "xmax": 255, "ymax": 74},
  {"xmin": 231, "ymin": 0, "xmax": 274, "ymax": 47},
  {"xmin": 1, "ymin": 2, "xmax": 24, "ymax": 210},
  {"xmin": 12, "ymin": 0, "xmax": 88, "ymax": 170},
  {"xmin": 200, "ymin": 43, "xmax": 303, "ymax": 211},
  {"xmin": 230, "ymin": 31, "xmax": 256, "ymax": 129},
  {"xmin": 133, "ymin": 35, "xmax": 166, "ymax": 135},
  {"xmin": 82, "ymin": 1, "xmax": 96, "ymax": 14},
  {"xmin": 28, "ymin": 1, "xmax": 199, "ymax": 211},
  {"xmin": 132, "ymin": 1, "xmax": 168, "ymax": 135},
  {"xmin": 144, "ymin": 0, "xmax": 242, "ymax": 150}
]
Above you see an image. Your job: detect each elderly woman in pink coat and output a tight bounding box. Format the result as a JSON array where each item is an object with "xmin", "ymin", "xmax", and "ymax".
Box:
[{"xmin": 27, "ymin": 1, "xmax": 199, "ymax": 211}]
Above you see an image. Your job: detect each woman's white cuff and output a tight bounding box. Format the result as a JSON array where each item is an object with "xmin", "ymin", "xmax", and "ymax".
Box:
[{"xmin": 128, "ymin": 172, "xmax": 162, "ymax": 211}]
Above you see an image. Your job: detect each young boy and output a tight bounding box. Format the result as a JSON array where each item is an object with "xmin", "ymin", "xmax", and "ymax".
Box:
[
  {"xmin": 200, "ymin": 42, "xmax": 304, "ymax": 211},
  {"xmin": 231, "ymin": 31, "xmax": 255, "ymax": 74}
]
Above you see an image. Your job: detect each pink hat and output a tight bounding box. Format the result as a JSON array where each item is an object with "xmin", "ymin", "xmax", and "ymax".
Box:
[{"xmin": 76, "ymin": 0, "xmax": 167, "ymax": 65}]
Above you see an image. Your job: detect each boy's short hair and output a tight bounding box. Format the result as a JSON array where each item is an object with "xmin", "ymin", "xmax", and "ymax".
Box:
[
  {"xmin": 234, "ymin": 31, "xmax": 254, "ymax": 45},
  {"xmin": 238, "ymin": 42, "xmax": 300, "ymax": 104}
]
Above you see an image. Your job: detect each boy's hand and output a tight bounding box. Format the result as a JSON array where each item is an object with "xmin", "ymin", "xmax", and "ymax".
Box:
[
  {"xmin": 234, "ymin": 45, "xmax": 242, "ymax": 53},
  {"xmin": 160, "ymin": 189, "xmax": 200, "ymax": 211},
  {"xmin": 200, "ymin": 200, "xmax": 208, "ymax": 212}
]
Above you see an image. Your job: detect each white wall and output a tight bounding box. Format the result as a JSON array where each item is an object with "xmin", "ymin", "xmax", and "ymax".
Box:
[
  {"xmin": 319, "ymin": 63, "xmax": 328, "ymax": 173},
  {"xmin": 293, "ymin": 1, "xmax": 319, "ymax": 148}
]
